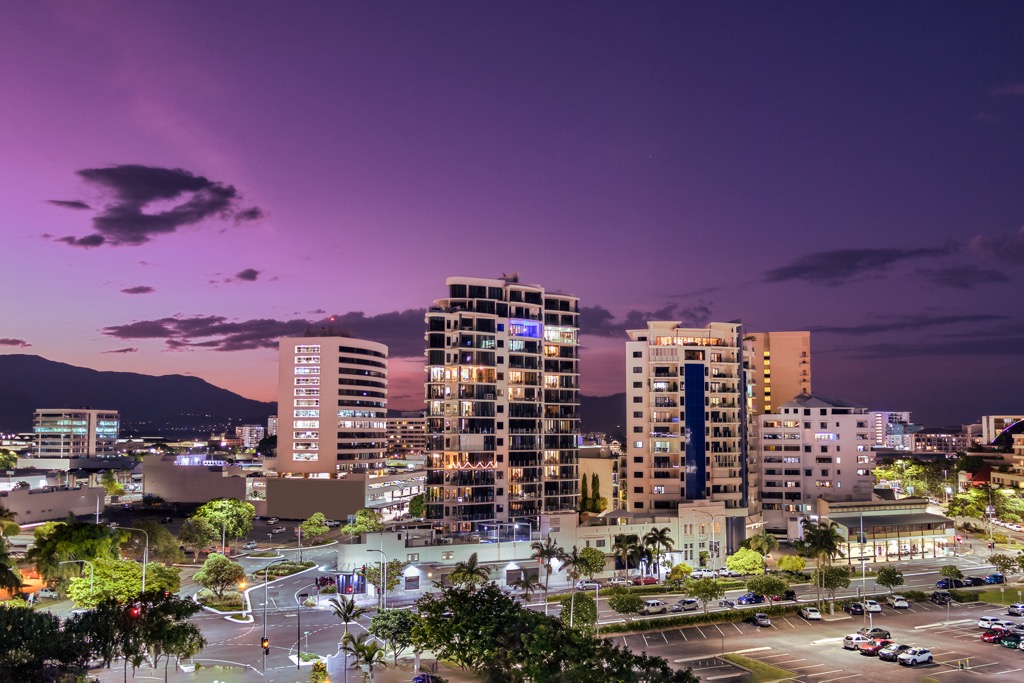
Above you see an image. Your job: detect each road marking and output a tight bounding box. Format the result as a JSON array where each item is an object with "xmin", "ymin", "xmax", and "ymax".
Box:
[
  {"xmin": 677, "ymin": 629, "xmax": 687, "ymax": 641},
  {"xmin": 811, "ymin": 637, "xmax": 845, "ymax": 645},
  {"xmin": 995, "ymin": 668, "xmax": 1022, "ymax": 675},
  {"xmin": 730, "ymin": 622, "xmax": 742, "ymax": 633},
  {"xmin": 791, "ymin": 664, "xmax": 826, "ymax": 670},
  {"xmin": 758, "ymin": 653, "xmax": 791, "ymax": 660},
  {"xmin": 714, "ymin": 624, "xmax": 726, "ymax": 638},
  {"xmin": 696, "ymin": 626, "xmax": 707, "ymax": 639},
  {"xmin": 818, "ymin": 675, "xmax": 861, "ymax": 683},
  {"xmin": 783, "ymin": 616, "xmax": 796, "ymax": 628},
  {"xmin": 728, "ymin": 646, "xmax": 772, "ymax": 655},
  {"xmin": 916, "ymin": 619, "xmax": 974, "ymax": 629},
  {"xmin": 777, "ymin": 658, "xmax": 806, "ymax": 665},
  {"xmin": 661, "ymin": 631, "xmax": 669, "ymax": 643},
  {"xmin": 806, "ymin": 669, "xmax": 843, "ymax": 677},
  {"xmin": 641, "ymin": 633, "xmax": 650, "ymax": 647}
]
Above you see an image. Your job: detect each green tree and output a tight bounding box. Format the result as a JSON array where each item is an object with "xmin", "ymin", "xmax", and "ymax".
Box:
[
  {"xmin": 579, "ymin": 475, "xmax": 590, "ymax": 513},
  {"xmin": 530, "ymin": 535, "xmax": 564, "ymax": 603},
  {"xmin": 0, "ymin": 504, "xmax": 19, "ymax": 538},
  {"xmin": 0, "ymin": 604, "xmax": 93, "ymax": 680},
  {"xmin": 776, "ymin": 555, "xmax": 806, "ymax": 574},
  {"xmin": 124, "ymin": 518, "xmax": 185, "ymax": 564},
  {"xmin": 311, "ymin": 660, "xmax": 329, "ymax": 683},
  {"xmin": 100, "ymin": 470, "xmax": 125, "ymax": 497},
  {"xmin": 812, "ymin": 565, "xmax": 850, "ymax": 606},
  {"xmin": 341, "ymin": 631, "xmax": 387, "ymax": 682},
  {"xmin": 66, "ymin": 558, "xmax": 181, "ymax": 608},
  {"xmin": 644, "ymin": 527, "xmax": 675, "ymax": 581},
  {"xmin": 26, "ymin": 521, "xmax": 126, "ymax": 580},
  {"xmin": 0, "ymin": 449, "xmax": 18, "ymax": 470},
  {"xmin": 330, "ymin": 595, "xmax": 369, "ymax": 678},
  {"xmin": 875, "ymin": 565, "xmax": 904, "ymax": 593},
  {"xmin": 191, "ymin": 498, "xmax": 256, "ymax": 544},
  {"xmin": 666, "ymin": 562, "xmax": 694, "ymax": 589},
  {"xmin": 177, "ymin": 517, "xmax": 216, "ymax": 562},
  {"xmin": 747, "ymin": 531, "xmax": 780, "ymax": 557},
  {"xmin": 684, "ymin": 577, "xmax": 725, "ymax": 613},
  {"xmin": 990, "ymin": 553, "xmax": 1018, "ymax": 576},
  {"xmin": 407, "ymin": 494, "xmax": 425, "ymax": 519},
  {"xmin": 192, "ymin": 553, "xmax": 246, "ymax": 599},
  {"xmin": 746, "ymin": 574, "xmax": 788, "ymax": 602},
  {"xmin": 611, "ymin": 533, "xmax": 640, "ymax": 578},
  {"xmin": 300, "ymin": 512, "xmax": 330, "ymax": 544},
  {"xmin": 939, "ymin": 564, "xmax": 964, "ymax": 581},
  {"xmin": 448, "ymin": 552, "xmax": 490, "ymax": 588},
  {"xmin": 362, "ymin": 559, "xmax": 409, "ymax": 606},
  {"xmin": 577, "ymin": 546, "xmax": 606, "ymax": 579},
  {"xmin": 606, "ymin": 588, "xmax": 645, "ymax": 617},
  {"xmin": 509, "ymin": 572, "xmax": 544, "ymax": 602},
  {"xmin": 590, "ymin": 473, "xmax": 607, "ymax": 513},
  {"xmin": 369, "ymin": 608, "xmax": 418, "ymax": 664},
  {"xmin": 726, "ymin": 547, "xmax": 765, "ymax": 575},
  {"xmin": 559, "ymin": 590, "xmax": 597, "ymax": 635},
  {"xmin": 342, "ymin": 508, "xmax": 384, "ymax": 536},
  {"xmin": 795, "ymin": 519, "xmax": 845, "ymax": 606}
]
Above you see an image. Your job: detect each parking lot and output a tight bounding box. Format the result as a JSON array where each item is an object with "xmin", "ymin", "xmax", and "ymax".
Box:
[{"xmin": 614, "ymin": 599, "xmax": 1024, "ymax": 682}]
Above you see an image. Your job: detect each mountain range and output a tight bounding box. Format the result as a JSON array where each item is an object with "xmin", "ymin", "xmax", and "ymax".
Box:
[{"xmin": 0, "ymin": 354, "xmax": 625, "ymax": 437}]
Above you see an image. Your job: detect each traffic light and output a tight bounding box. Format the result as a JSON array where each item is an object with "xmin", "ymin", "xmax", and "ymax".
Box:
[
  {"xmin": 128, "ymin": 605, "xmax": 141, "ymax": 618},
  {"xmin": 261, "ymin": 637, "xmax": 270, "ymax": 655}
]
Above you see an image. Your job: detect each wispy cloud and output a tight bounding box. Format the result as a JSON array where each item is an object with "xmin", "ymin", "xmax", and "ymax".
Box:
[
  {"xmin": 0, "ymin": 338, "xmax": 31, "ymax": 348},
  {"xmin": 764, "ymin": 246, "xmax": 954, "ymax": 285},
  {"xmin": 53, "ymin": 164, "xmax": 262, "ymax": 248},
  {"xmin": 102, "ymin": 347, "xmax": 138, "ymax": 354},
  {"xmin": 916, "ymin": 265, "xmax": 1010, "ymax": 289},
  {"xmin": 47, "ymin": 199, "xmax": 91, "ymax": 210},
  {"xmin": 121, "ymin": 285, "xmax": 156, "ymax": 294},
  {"xmin": 811, "ymin": 313, "xmax": 1007, "ymax": 336},
  {"xmin": 969, "ymin": 225, "xmax": 1024, "ymax": 264}
]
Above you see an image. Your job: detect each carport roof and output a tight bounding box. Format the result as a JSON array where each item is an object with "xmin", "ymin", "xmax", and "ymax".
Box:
[{"xmin": 829, "ymin": 512, "xmax": 952, "ymax": 528}]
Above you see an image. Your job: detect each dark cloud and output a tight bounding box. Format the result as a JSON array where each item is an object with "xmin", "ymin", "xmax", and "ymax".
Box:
[
  {"xmin": 763, "ymin": 246, "xmax": 954, "ymax": 285},
  {"xmin": 120, "ymin": 285, "xmax": 156, "ymax": 295},
  {"xmin": 48, "ymin": 199, "xmax": 91, "ymax": 210},
  {"xmin": 811, "ymin": 313, "xmax": 1008, "ymax": 336},
  {"xmin": 234, "ymin": 268, "xmax": 260, "ymax": 282},
  {"xmin": 581, "ymin": 303, "xmax": 713, "ymax": 337},
  {"xmin": 315, "ymin": 310, "xmax": 427, "ymax": 357},
  {"xmin": 969, "ymin": 226, "xmax": 1024, "ymax": 264},
  {"xmin": 850, "ymin": 335, "xmax": 1024, "ymax": 359},
  {"xmin": 916, "ymin": 265, "xmax": 1010, "ymax": 289},
  {"xmin": 0, "ymin": 338, "xmax": 31, "ymax": 348},
  {"xmin": 102, "ymin": 347, "xmax": 138, "ymax": 354},
  {"xmin": 54, "ymin": 164, "xmax": 263, "ymax": 248}
]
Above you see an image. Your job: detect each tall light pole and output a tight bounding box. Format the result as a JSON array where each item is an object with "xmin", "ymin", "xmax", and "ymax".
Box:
[
  {"xmin": 296, "ymin": 591, "xmax": 309, "ymax": 670},
  {"xmin": 367, "ymin": 548, "xmax": 388, "ymax": 609},
  {"xmin": 59, "ymin": 560, "xmax": 95, "ymax": 596},
  {"xmin": 119, "ymin": 526, "xmax": 150, "ymax": 593},
  {"xmin": 262, "ymin": 559, "xmax": 287, "ymax": 672}
]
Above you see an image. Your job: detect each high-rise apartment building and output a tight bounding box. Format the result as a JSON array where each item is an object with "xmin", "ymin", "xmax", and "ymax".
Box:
[
  {"xmin": 386, "ymin": 411, "xmax": 427, "ymax": 459},
  {"xmin": 276, "ymin": 330, "xmax": 388, "ymax": 476},
  {"xmin": 424, "ymin": 275, "xmax": 580, "ymax": 530},
  {"xmin": 623, "ymin": 322, "xmax": 750, "ymax": 548},
  {"xmin": 744, "ymin": 331, "xmax": 811, "ymax": 417},
  {"xmin": 235, "ymin": 424, "xmax": 266, "ymax": 450},
  {"xmin": 267, "ymin": 415, "xmax": 278, "ymax": 437},
  {"xmin": 759, "ymin": 394, "xmax": 876, "ymax": 534},
  {"xmin": 33, "ymin": 409, "xmax": 120, "ymax": 457}
]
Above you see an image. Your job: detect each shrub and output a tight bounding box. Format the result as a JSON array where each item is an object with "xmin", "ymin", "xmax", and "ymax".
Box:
[{"xmin": 598, "ymin": 602, "xmax": 805, "ymax": 634}]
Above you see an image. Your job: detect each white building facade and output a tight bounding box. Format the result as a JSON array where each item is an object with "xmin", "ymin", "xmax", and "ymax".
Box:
[{"xmin": 32, "ymin": 409, "xmax": 119, "ymax": 457}]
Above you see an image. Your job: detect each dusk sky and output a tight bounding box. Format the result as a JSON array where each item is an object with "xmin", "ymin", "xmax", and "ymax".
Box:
[{"xmin": 3, "ymin": 2, "xmax": 1023, "ymax": 426}]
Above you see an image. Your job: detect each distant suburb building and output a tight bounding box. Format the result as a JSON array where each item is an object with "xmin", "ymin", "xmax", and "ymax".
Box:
[
  {"xmin": 276, "ymin": 330, "xmax": 389, "ymax": 476},
  {"xmin": 32, "ymin": 409, "xmax": 119, "ymax": 458},
  {"xmin": 424, "ymin": 275, "xmax": 580, "ymax": 530},
  {"xmin": 759, "ymin": 393, "xmax": 876, "ymax": 536},
  {"xmin": 385, "ymin": 411, "xmax": 428, "ymax": 459}
]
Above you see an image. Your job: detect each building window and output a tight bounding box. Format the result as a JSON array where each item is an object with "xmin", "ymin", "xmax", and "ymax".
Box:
[
  {"xmin": 596, "ymin": 539, "xmax": 606, "ymax": 548},
  {"xmin": 633, "ymin": 351, "xmax": 643, "ymax": 358},
  {"xmin": 633, "ymin": 397, "xmax": 642, "ymax": 403},
  {"xmin": 634, "ymin": 440, "xmax": 643, "ymax": 448},
  {"xmin": 633, "ymin": 426, "xmax": 642, "ymax": 433},
  {"xmin": 407, "ymin": 553, "xmax": 420, "ymax": 562},
  {"xmin": 633, "ymin": 411, "xmax": 643, "ymax": 418},
  {"xmin": 632, "ymin": 367, "xmax": 643, "ymax": 373},
  {"xmin": 633, "ymin": 486, "xmax": 643, "ymax": 493},
  {"xmin": 633, "ymin": 381, "xmax": 643, "ymax": 388},
  {"xmin": 404, "ymin": 575, "xmax": 420, "ymax": 590},
  {"xmin": 441, "ymin": 551, "xmax": 454, "ymax": 560},
  {"xmin": 653, "ymin": 486, "xmax": 665, "ymax": 494}
]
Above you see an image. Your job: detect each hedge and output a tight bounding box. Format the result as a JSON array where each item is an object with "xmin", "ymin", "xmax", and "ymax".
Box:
[
  {"xmin": 599, "ymin": 602, "xmax": 806, "ymax": 634},
  {"xmin": 546, "ymin": 579, "xmax": 748, "ymax": 601}
]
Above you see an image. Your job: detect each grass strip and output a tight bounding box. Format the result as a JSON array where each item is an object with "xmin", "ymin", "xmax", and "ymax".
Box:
[{"xmin": 721, "ymin": 652, "xmax": 795, "ymax": 683}]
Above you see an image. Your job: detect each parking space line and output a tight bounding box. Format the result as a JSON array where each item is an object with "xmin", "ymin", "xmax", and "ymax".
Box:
[
  {"xmin": 818, "ymin": 675, "xmax": 861, "ymax": 683},
  {"xmin": 806, "ymin": 669, "xmax": 843, "ymax": 677},
  {"xmin": 731, "ymin": 622, "xmax": 743, "ymax": 633},
  {"xmin": 995, "ymin": 668, "xmax": 1022, "ymax": 675},
  {"xmin": 791, "ymin": 664, "xmax": 825, "ymax": 670},
  {"xmin": 641, "ymin": 633, "xmax": 649, "ymax": 647},
  {"xmin": 713, "ymin": 624, "xmax": 726, "ymax": 638},
  {"xmin": 677, "ymin": 629, "xmax": 687, "ymax": 641},
  {"xmin": 695, "ymin": 626, "xmax": 707, "ymax": 639},
  {"xmin": 661, "ymin": 631, "xmax": 668, "ymax": 643},
  {"xmin": 777, "ymin": 658, "xmax": 806, "ymax": 665},
  {"xmin": 758, "ymin": 653, "xmax": 791, "ymax": 660},
  {"xmin": 783, "ymin": 617, "xmax": 796, "ymax": 628}
]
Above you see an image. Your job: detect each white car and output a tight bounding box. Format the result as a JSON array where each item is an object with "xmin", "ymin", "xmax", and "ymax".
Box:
[
  {"xmin": 270, "ymin": 526, "xmax": 287, "ymax": 534},
  {"xmin": 325, "ymin": 519, "xmax": 341, "ymax": 527},
  {"xmin": 799, "ymin": 606, "xmax": 822, "ymax": 620},
  {"xmin": 576, "ymin": 580, "xmax": 601, "ymax": 590},
  {"xmin": 718, "ymin": 567, "xmax": 741, "ymax": 577},
  {"xmin": 690, "ymin": 568, "xmax": 716, "ymax": 579},
  {"xmin": 640, "ymin": 599, "xmax": 669, "ymax": 615},
  {"xmin": 864, "ymin": 600, "xmax": 882, "ymax": 613},
  {"xmin": 36, "ymin": 588, "xmax": 60, "ymax": 599},
  {"xmin": 242, "ymin": 541, "xmax": 258, "ymax": 550},
  {"xmin": 266, "ymin": 517, "xmax": 280, "ymax": 525},
  {"xmin": 887, "ymin": 595, "xmax": 909, "ymax": 609},
  {"xmin": 843, "ymin": 633, "xmax": 873, "ymax": 650},
  {"xmin": 897, "ymin": 648, "xmax": 933, "ymax": 666},
  {"xmin": 606, "ymin": 577, "xmax": 632, "ymax": 587}
]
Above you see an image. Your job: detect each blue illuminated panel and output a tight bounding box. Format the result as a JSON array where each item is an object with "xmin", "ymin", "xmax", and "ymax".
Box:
[
  {"xmin": 508, "ymin": 319, "xmax": 542, "ymax": 338},
  {"xmin": 684, "ymin": 363, "xmax": 706, "ymax": 500}
]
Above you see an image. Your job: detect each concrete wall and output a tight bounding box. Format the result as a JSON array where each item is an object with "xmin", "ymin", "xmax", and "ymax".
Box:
[
  {"xmin": 142, "ymin": 456, "xmax": 246, "ymax": 504},
  {"xmin": 264, "ymin": 477, "xmax": 366, "ymax": 520},
  {"xmin": 0, "ymin": 486, "xmax": 106, "ymax": 524}
]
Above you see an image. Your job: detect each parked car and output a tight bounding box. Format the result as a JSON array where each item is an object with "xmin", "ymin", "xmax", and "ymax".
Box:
[
  {"xmin": 858, "ymin": 627, "xmax": 892, "ymax": 639},
  {"xmin": 986, "ymin": 573, "xmax": 1006, "ymax": 585},
  {"xmin": 632, "ymin": 576, "xmax": 658, "ymax": 586},
  {"xmin": 936, "ymin": 578, "xmax": 967, "ymax": 589},
  {"xmin": 799, "ymin": 606, "xmax": 822, "ymax": 620},
  {"xmin": 843, "ymin": 633, "xmax": 874, "ymax": 650},
  {"xmin": 606, "ymin": 577, "xmax": 631, "ymax": 587},
  {"xmin": 965, "ymin": 576, "xmax": 986, "ymax": 587},
  {"xmin": 325, "ymin": 519, "xmax": 341, "ymax": 527},
  {"xmin": 718, "ymin": 567, "xmax": 741, "ymax": 577},
  {"xmin": 671, "ymin": 599, "xmax": 699, "ymax": 612},
  {"xmin": 886, "ymin": 595, "xmax": 909, "ymax": 609},
  {"xmin": 266, "ymin": 517, "xmax": 280, "ymax": 525},
  {"xmin": 878, "ymin": 643, "xmax": 912, "ymax": 662},
  {"xmin": 159, "ymin": 517, "xmax": 174, "ymax": 524},
  {"xmin": 690, "ymin": 568, "xmax": 716, "ymax": 579},
  {"xmin": 270, "ymin": 526, "xmax": 287, "ymax": 534},
  {"xmin": 242, "ymin": 541, "xmax": 258, "ymax": 550},
  {"xmin": 864, "ymin": 599, "xmax": 882, "ymax": 613},
  {"xmin": 1008, "ymin": 603, "xmax": 1024, "ymax": 617},
  {"xmin": 413, "ymin": 674, "xmax": 443, "ymax": 683},
  {"xmin": 979, "ymin": 616, "xmax": 1015, "ymax": 629},
  {"xmin": 1001, "ymin": 633, "xmax": 1023, "ymax": 648},
  {"xmin": 844, "ymin": 602, "xmax": 865, "ymax": 615},
  {"xmin": 640, "ymin": 599, "xmax": 669, "ymax": 615},
  {"xmin": 930, "ymin": 591, "xmax": 952, "ymax": 605},
  {"xmin": 736, "ymin": 592, "xmax": 765, "ymax": 605},
  {"xmin": 771, "ymin": 589, "xmax": 797, "ymax": 602},
  {"xmin": 897, "ymin": 648, "xmax": 933, "ymax": 666},
  {"xmin": 747, "ymin": 612, "xmax": 771, "ymax": 627},
  {"xmin": 859, "ymin": 639, "xmax": 894, "ymax": 656},
  {"xmin": 982, "ymin": 629, "xmax": 1010, "ymax": 643},
  {"xmin": 576, "ymin": 580, "xmax": 601, "ymax": 590},
  {"xmin": 36, "ymin": 588, "xmax": 59, "ymax": 599}
]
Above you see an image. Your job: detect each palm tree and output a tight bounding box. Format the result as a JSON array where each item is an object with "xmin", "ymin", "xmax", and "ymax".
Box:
[
  {"xmin": 643, "ymin": 527, "xmax": 674, "ymax": 581},
  {"xmin": 611, "ymin": 533, "xmax": 639, "ymax": 578},
  {"xmin": 0, "ymin": 505, "xmax": 18, "ymax": 539},
  {"xmin": 560, "ymin": 545, "xmax": 584, "ymax": 627},
  {"xmin": 448, "ymin": 552, "xmax": 490, "ymax": 588},
  {"xmin": 530, "ymin": 535, "xmax": 564, "ymax": 613},
  {"xmin": 341, "ymin": 632, "xmax": 387, "ymax": 682},
  {"xmin": 509, "ymin": 571, "xmax": 543, "ymax": 603},
  {"xmin": 748, "ymin": 531, "xmax": 779, "ymax": 559},
  {"xmin": 800, "ymin": 519, "xmax": 844, "ymax": 608},
  {"xmin": 330, "ymin": 596, "xmax": 369, "ymax": 683}
]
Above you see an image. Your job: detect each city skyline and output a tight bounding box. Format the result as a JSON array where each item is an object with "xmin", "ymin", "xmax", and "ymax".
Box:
[{"xmin": 3, "ymin": 3, "xmax": 1023, "ymax": 425}]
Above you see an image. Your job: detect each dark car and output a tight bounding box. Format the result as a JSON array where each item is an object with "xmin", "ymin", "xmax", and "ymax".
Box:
[
  {"xmin": 859, "ymin": 639, "xmax": 894, "ymax": 656},
  {"xmin": 844, "ymin": 602, "xmax": 865, "ymax": 615},
  {"xmin": 858, "ymin": 627, "xmax": 892, "ymax": 639},
  {"xmin": 413, "ymin": 675, "xmax": 442, "ymax": 683},
  {"xmin": 965, "ymin": 577, "xmax": 986, "ymax": 587},
  {"xmin": 1000, "ymin": 633, "xmax": 1022, "ymax": 648},
  {"xmin": 736, "ymin": 592, "xmax": 765, "ymax": 605},
  {"xmin": 930, "ymin": 591, "xmax": 952, "ymax": 605},
  {"xmin": 771, "ymin": 589, "xmax": 797, "ymax": 601},
  {"xmin": 878, "ymin": 643, "xmax": 912, "ymax": 662},
  {"xmin": 936, "ymin": 578, "xmax": 967, "ymax": 589},
  {"xmin": 986, "ymin": 574, "xmax": 1006, "ymax": 585}
]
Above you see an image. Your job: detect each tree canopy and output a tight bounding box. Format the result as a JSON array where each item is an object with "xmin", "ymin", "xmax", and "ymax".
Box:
[
  {"xmin": 342, "ymin": 508, "xmax": 384, "ymax": 535},
  {"xmin": 369, "ymin": 608, "xmax": 418, "ymax": 664},
  {"xmin": 875, "ymin": 566, "xmax": 904, "ymax": 593},
  {"xmin": 66, "ymin": 558, "xmax": 181, "ymax": 608},
  {"xmin": 178, "ymin": 517, "xmax": 216, "ymax": 562},
  {"xmin": 25, "ymin": 522, "xmax": 126, "ymax": 580},
  {"xmin": 191, "ymin": 498, "xmax": 255, "ymax": 541},
  {"xmin": 683, "ymin": 578, "xmax": 724, "ymax": 613},
  {"xmin": 193, "ymin": 553, "xmax": 246, "ymax": 599},
  {"xmin": 725, "ymin": 548, "xmax": 764, "ymax": 575},
  {"xmin": 300, "ymin": 512, "xmax": 330, "ymax": 543}
]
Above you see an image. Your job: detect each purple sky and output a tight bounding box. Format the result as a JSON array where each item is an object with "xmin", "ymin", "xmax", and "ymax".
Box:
[{"xmin": 2, "ymin": 2, "xmax": 1023, "ymax": 426}]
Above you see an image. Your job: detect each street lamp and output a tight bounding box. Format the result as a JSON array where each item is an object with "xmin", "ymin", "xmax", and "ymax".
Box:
[
  {"xmin": 367, "ymin": 549, "xmax": 388, "ymax": 609},
  {"xmin": 296, "ymin": 592, "xmax": 309, "ymax": 670},
  {"xmin": 58, "ymin": 560, "xmax": 95, "ymax": 596},
  {"xmin": 119, "ymin": 526, "xmax": 150, "ymax": 593},
  {"xmin": 262, "ymin": 558, "xmax": 287, "ymax": 672}
]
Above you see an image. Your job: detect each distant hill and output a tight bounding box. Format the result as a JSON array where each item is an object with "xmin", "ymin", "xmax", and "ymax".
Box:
[{"xmin": 0, "ymin": 354, "xmax": 274, "ymax": 435}]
